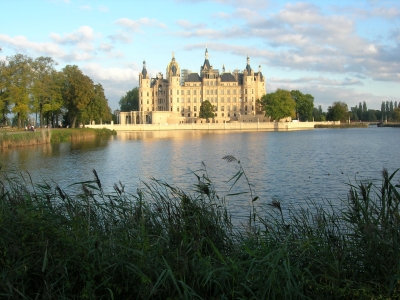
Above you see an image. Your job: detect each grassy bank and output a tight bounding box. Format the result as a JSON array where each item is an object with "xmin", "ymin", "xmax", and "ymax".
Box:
[
  {"xmin": 0, "ymin": 160, "xmax": 399, "ymax": 299},
  {"xmin": 315, "ymin": 123, "xmax": 369, "ymax": 128},
  {"xmin": 0, "ymin": 128, "xmax": 116, "ymax": 148}
]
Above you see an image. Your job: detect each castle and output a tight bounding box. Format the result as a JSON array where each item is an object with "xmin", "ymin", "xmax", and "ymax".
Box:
[{"xmin": 118, "ymin": 48, "xmax": 267, "ymax": 125}]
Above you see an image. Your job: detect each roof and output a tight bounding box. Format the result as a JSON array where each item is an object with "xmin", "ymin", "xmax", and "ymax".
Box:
[
  {"xmin": 220, "ymin": 73, "xmax": 237, "ymax": 82},
  {"xmin": 186, "ymin": 73, "xmax": 202, "ymax": 82}
]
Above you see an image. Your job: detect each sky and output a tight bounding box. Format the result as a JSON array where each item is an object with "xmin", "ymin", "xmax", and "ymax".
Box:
[{"xmin": 1, "ymin": 0, "xmax": 399, "ymax": 111}]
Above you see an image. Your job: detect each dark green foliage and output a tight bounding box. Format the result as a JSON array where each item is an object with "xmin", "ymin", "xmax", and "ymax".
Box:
[
  {"xmin": 199, "ymin": 100, "xmax": 214, "ymax": 121},
  {"xmin": 258, "ymin": 89, "xmax": 296, "ymax": 121},
  {"xmin": 119, "ymin": 87, "xmax": 139, "ymax": 112},
  {"xmin": 326, "ymin": 101, "xmax": 349, "ymax": 121},
  {"xmin": 1, "ymin": 163, "xmax": 399, "ymax": 299},
  {"xmin": 290, "ymin": 90, "xmax": 314, "ymax": 121}
]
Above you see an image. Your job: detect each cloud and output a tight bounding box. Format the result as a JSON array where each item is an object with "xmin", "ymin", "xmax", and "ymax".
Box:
[
  {"xmin": 82, "ymin": 63, "xmax": 138, "ymax": 82},
  {"xmin": 98, "ymin": 5, "xmax": 109, "ymax": 12},
  {"xmin": 80, "ymin": 5, "xmax": 92, "ymax": 10},
  {"xmin": 50, "ymin": 26, "xmax": 98, "ymax": 52},
  {"xmin": 50, "ymin": 26, "xmax": 95, "ymax": 44},
  {"xmin": 115, "ymin": 18, "xmax": 166, "ymax": 32},
  {"xmin": 175, "ymin": 0, "xmax": 268, "ymax": 9},
  {"xmin": 176, "ymin": 20, "xmax": 206, "ymax": 30},
  {"xmin": 269, "ymin": 76, "xmax": 364, "ymax": 87},
  {"xmin": 108, "ymin": 31, "xmax": 132, "ymax": 44},
  {"xmin": 0, "ymin": 34, "xmax": 66, "ymax": 58},
  {"xmin": 98, "ymin": 43, "xmax": 114, "ymax": 52}
]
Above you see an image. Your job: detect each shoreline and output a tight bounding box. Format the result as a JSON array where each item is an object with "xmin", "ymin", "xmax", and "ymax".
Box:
[{"xmin": 0, "ymin": 128, "xmax": 116, "ymax": 148}]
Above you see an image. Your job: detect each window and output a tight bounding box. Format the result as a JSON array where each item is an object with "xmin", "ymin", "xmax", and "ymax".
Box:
[
  {"xmin": 227, "ymin": 90, "xmax": 230, "ymax": 95},
  {"xmin": 245, "ymin": 105, "xmax": 248, "ymax": 111},
  {"xmin": 245, "ymin": 89, "xmax": 247, "ymax": 94},
  {"xmin": 188, "ymin": 98, "xmax": 190, "ymax": 103},
  {"xmin": 227, "ymin": 105, "xmax": 231, "ymax": 111},
  {"xmin": 147, "ymin": 100, "xmax": 149, "ymax": 104},
  {"xmin": 177, "ymin": 107, "xmax": 179, "ymax": 112},
  {"xmin": 181, "ymin": 90, "xmax": 184, "ymax": 95},
  {"xmin": 188, "ymin": 106, "xmax": 190, "ymax": 111},
  {"xmin": 227, "ymin": 97, "xmax": 230, "ymax": 102},
  {"xmin": 221, "ymin": 106, "xmax": 225, "ymax": 111},
  {"xmin": 221, "ymin": 90, "xmax": 224, "ymax": 95},
  {"xmin": 222, "ymin": 113, "xmax": 224, "ymax": 117},
  {"xmin": 194, "ymin": 90, "xmax": 197, "ymax": 95},
  {"xmin": 221, "ymin": 97, "xmax": 224, "ymax": 102},
  {"xmin": 194, "ymin": 106, "xmax": 197, "ymax": 111},
  {"xmin": 187, "ymin": 90, "xmax": 190, "ymax": 95},
  {"xmin": 234, "ymin": 105, "xmax": 237, "ymax": 111},
  {"xmin": 207, "ymin": 90, "xmax": 209, "ymax": 95},
  {"xmin": 147, "ymin": 92, "xmax": 149, "ymax": 96},
  {"xmin": 188, "ymin": 113, "xmax": 190, "ymax": 117},
  {"xmin": 194, "ymin": 98, "xmax": 197, "ymax": 102},
  {"xmin": 252, "ymin": 89, "xmax": 254, "ymax": 94},
  {"xmin": 177, "ymin": 90, "xmax": 179, "ymax": 95},
  {"xmin": 233, "ymin": 90, "xmax": 236, "ymax": 94},
  {"xmin": 194, "ymin": 113, "xmax": 197, "ymax": 117}
]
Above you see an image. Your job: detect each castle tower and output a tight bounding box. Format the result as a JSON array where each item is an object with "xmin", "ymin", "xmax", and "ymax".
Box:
[{"xmin": 166, "ymin": 52, "xmax": 180, "ymax": 112}]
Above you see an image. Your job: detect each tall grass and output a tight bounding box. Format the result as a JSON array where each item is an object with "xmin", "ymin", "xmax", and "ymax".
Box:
[
  {"xmin": 0, "ymin": 161, "xmax": 399, "ymax": 299},
  {"xmin": 0, "ymin": 128, "xmax": 116, "ymax": 148}
]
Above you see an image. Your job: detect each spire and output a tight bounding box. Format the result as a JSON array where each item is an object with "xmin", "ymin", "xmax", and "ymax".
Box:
[
  {"xmin": 141, "ymin": 60, "xmax": 147, "ymax": 78},
  {"xmin": 222, "ymin": 64, "xmax": 225, "ymax": 73},
  {"xmin": 246, "ymin": 56, "xmax": 251, "ymax": 74},
  {"xmin": 258, "ymin": 65, "xmax": 262, "ymax": 72},
  {"xmin": 205, "ymin": 47, "xmax": 209, "ymax": 60}
]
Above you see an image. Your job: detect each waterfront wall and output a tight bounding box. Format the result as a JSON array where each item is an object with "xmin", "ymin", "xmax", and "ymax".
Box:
[{"xmin": 86, "ymin": 121, "xmax": 340, "ymax": 131}]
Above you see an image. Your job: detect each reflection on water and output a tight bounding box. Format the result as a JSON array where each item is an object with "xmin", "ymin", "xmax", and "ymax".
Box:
[{"xmin": 1, "ymin": 128, "xmax": 399, "ymax": 221}]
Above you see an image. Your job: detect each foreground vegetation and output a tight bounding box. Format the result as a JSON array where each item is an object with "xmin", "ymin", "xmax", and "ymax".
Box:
[
  {"xmin": 314, "ymin": 123, "xmax": 369, "ymax": 128},
  {"xmin": 0, "ymin": 128, "xmax": 116, "ymax": 148},
  {"xmin": 1, "ymin": 158, "xmax": 399, "ymax": 299}
]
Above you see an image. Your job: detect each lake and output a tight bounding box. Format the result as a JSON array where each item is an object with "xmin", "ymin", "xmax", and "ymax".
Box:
[{"xmin": 1, "ymin": 127, "xmax": 399, "ymax": 220}]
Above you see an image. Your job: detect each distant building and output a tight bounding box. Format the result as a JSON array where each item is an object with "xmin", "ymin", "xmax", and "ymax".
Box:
[{"xmin": 119, "ymin": 48, "xmax": 267, "ymax": 125}]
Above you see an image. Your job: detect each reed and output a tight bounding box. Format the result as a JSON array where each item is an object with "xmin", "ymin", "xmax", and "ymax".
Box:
[
  {"xmin": 0, "ymin": 162, "xmax": 399, "ymax": 299},
  {"xmin": 0, "ymin": 128, "xmax": 116, "ymax": 148},
  {"xmin": 314, "ymin": 123, "xmax": 369, "ymax": 128}
]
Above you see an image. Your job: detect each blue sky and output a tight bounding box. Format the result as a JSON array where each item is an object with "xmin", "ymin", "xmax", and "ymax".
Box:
[{"xmin": 1, "ymin": 0, "xmax": 399, "ymax": 111}]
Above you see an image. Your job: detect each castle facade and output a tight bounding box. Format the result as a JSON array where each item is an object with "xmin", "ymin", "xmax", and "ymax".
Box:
[{"xmin": 119, "ymin": 48, "xmax": 267, "ymax": 125}]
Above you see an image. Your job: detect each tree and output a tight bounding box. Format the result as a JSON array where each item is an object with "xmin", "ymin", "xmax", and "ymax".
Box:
[
  {"xmin": 31, "ymin": 57, "xmax": 63, "ymax": 127},
  {"xmin": 381, "ymin": 101, "xmax": 386, "ymax": 121},
  {"xmin": 6, "ymin": 54, "xmax": 33, "ymax": 128},
  {"xmin": 0, "ymin": 59, "xmax": 10, "ymax": 126},
  {"xmin": 258, "ymin": 89, "xmax": 296, "ymax": 121},
  {"xmin": 119, "ymin": 87, "xmax": 139, "ymax": 112},
  {"xmin": 61, "ymin": 65, "xmax": 94, "ymax": 128},
  {"xmin": 81, "ymin": 83, "xmax": 112, "ymax": 125},
  {"xmin": 393, "ymin": 108, "xmax": 400, "ymax": 122},
  {"xmin": 199, "ymin": 100, "xmax": 215, "ymax": 121},
  {"xmin": 326, "ymin": 101, "xmax": 348, "ymax": 122},
  {"xmin": 290, "ymin": 90, "xmax": 314, "ymax": 121}
]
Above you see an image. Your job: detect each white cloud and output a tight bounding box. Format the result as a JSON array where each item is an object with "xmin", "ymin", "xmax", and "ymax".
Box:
[
  {"xmin": 115, "ymin": 18, "xmax": 166, "ymax": 32},
  {"xmin": 82, "ymin": 63, "xmax": 138, "ymax": 82},
  {"xmin": 98, "ymin": 5, "xmax": 109, "ymax": 12},
  {"xmin": 50, "ymin": 26, "xmax": 95, "ymax": 44},
  {"xmin": 0, "ymin": 34, "xmax": 66, "ymax": 58},
  {"xmin": 80, "ymin": 5, "xmax": 92, "ymax": 10},
  {"xmin": 108, "ymin": 31, "xmax": 132, "ymax": 44}
]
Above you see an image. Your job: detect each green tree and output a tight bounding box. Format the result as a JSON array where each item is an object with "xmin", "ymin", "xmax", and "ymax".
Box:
[
  {"xmin": 393, "ymin": 108, "xmax": 400, "ymax": 122},
  {"xmin": 0, "ymin": 59, "xmax": 10, "ymax": 126},
  {"xmin": 81, "ymin": 83, "xmax": 112, "ymax": 125},
  {"xmin": 326, "ymin": 101, "xmax": 349, "ymax": 122},
  {"xmin": 381, "ymin": 101, "xmax": 386, "ymax": 121},
  {"xmin": 199, "ymin": 100, "xmax": 215, "ymax": 121},
  {"xmin": 290, "ymin": 90, "xmax": 314, "ymax": 121},
  {"xmin": 119, "ymin": 87, "xmax": 139, "ymax": 112},
  {"xmin": 61, "ymin": 65, "xmax": 94, "ymax": 128},
  {"xmin": 31, "ymin": 57, "xmax": 63, "ymax": 127},
  {"xmin": 6, "ymin": 54, "xmax": 32, "ymax": 128},
  {"xmin": 258, "ymin": 89, "xmax": 296, "ymax": 121}
]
